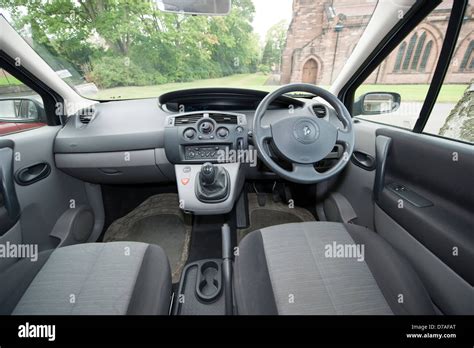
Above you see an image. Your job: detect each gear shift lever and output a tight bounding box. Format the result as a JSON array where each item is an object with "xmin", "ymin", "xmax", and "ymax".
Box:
[
  {"xmin": 196, "ymin": 162, "xmax": 230, "ymax": 203},
  {"xmin": 200, "ymin": 162, "xmax": 216, "ymax": 185}
]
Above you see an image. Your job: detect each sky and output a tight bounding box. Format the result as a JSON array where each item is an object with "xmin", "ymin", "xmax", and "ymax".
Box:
[{"xmin": 251, "ymin": 0, "xmax": 293, "ymax": 43}]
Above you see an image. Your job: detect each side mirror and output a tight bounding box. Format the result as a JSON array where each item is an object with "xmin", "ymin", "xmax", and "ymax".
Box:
[
  {"xmin": 155, "ymin": 0, "xmax": 231, "ymax": 16},
  {"xmin": 0, "ymin": 98, "xmax": 45, "ymax": 122},
  {"xmin": 353, "ymin": 92, "xmax": 401, "ymax": 116}
]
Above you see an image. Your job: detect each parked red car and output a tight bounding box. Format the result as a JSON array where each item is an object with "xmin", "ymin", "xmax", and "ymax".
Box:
[{"xmin": 0, "ymin": 97, "xmax": 46, "ymax": 135}]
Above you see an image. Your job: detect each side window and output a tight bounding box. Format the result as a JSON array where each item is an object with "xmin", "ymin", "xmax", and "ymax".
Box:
[
  {"xmin": 352, "ymin": 2, "xmax": 454, "ymax": 130},
  {"xmin": 424, "ymin": 1, "xmax": 474, "ymax": 144},
  {"xmin": 0, "ymin": 68, "xmax": 46, "ymax": 136}
]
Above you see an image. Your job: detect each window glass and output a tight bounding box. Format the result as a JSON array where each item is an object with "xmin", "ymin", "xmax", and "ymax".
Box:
[
  {"xmin": 0, "ymin": 68, "xmax": 46, "ymax": 136},
  {"xmin": 424, "ymin": 1, "xmax": 474, "ymax": 143},
  {"xmin": 353, "ymin": 1, "xmax": 460, "ymax": 130},
  {"xmin": 1, "ymin": 1, "xmax": 378, "ymax": 100}
]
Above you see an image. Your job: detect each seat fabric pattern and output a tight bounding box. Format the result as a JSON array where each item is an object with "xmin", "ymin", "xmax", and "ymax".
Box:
[
  {"xmin": 11, "ymin": 242, "xmax": 171, "ymax": 315},
  {"xmin": 234, "ymin": 222, "xmax": 436, "ymax": 315}
]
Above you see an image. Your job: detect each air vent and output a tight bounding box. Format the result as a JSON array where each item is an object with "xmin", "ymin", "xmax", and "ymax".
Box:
[
  {"xmin": 312, "ymin": 105, "xmax": 327, "ymax": 118},
  {"xmin": 78, "ymin": 107, "xmax": 95, "ymax": 124},
  {"xmin": 174, "ymin": 114, "xmax": 203, "ymax": 125},
  {"xmin": 209, "ymin": 113, "xmax": 238, "ymax": 124}
]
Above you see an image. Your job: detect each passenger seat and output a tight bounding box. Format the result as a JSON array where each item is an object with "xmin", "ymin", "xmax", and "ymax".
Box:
[{"xmin": 0, "ymin": 242, "xmax": 171, "ymax": 315}]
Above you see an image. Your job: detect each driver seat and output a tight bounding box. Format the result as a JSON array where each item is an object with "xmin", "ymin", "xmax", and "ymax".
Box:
[{"xmin": 234, "ymin": 222, "xmax": 435, "ymax": 315}]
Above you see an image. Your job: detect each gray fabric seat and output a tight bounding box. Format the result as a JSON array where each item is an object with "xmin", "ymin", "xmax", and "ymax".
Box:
[
  {"xmin": 0, "ymin": 242, "xmax": 171, "ymax": 315},
  {"xmin": 234, "ymin": 222, "xmax": 435, "ymax": 315}
]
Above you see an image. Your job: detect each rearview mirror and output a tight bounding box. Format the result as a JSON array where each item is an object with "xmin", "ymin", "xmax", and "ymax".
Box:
[
  {"xmin": 0, "ymin": 98, "xmax": 45, "ymax": 122},
  {"xmin": 353, "ymin": 92, "xmax": 401, "ymax": 116},
  {"xmin": 156, "ymin": 0, "xmax": 231, "ymax": 16}
]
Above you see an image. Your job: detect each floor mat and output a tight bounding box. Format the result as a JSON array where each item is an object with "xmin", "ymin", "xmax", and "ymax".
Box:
[
  {"xmin": 238, "ymin": 193, "xmax": 316, "ymax": 241},
  {"xmin": 103, "ymin": 193, "xmax": 191, "ymax": 283}
]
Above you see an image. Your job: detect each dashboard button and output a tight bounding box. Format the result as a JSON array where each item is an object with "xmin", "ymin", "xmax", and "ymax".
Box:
[
  {"xmin": 217, "ymin": 127, "xmax": 229, "ymax": 138},
  {"xmin": 184, "ymin": 128, "xmax": 196, "ymax": 139}
]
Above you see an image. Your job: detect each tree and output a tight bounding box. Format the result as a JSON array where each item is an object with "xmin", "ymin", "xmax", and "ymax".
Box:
[
  {"xmin": 1, "ymin": 0, "xmax": 262, "ymax": 87},
  {"xmin": 261, "ymin": 20, "xmax": 288, "ymax": 72}
]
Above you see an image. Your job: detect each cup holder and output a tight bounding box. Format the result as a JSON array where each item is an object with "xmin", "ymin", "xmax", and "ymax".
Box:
[{"xmin": 195, "ymin": 260, "xmax": 222, "ymax": 302}]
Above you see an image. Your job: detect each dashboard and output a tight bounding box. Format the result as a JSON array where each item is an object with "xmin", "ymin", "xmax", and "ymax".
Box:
[{"xmin": 53, "ymin": 88, "xmax": 343, "ymax": 184}]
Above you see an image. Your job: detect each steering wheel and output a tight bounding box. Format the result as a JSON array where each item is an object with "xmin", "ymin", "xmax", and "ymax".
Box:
[{"xmin": 253, "ymin": 83, "xmax": 355, "ymax": 184}]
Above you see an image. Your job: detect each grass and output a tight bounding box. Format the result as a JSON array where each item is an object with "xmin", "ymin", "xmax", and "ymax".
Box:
[
  {"xmin": 3, "ymin": 70, "xmax": 464, "ymax": 103},
  {"xmin": 0, "ymin": 75, "xmax": 22, "ymax": 87},
  {"xmin": 93, "ymin": 73, "xmax": 273, "ymax": 99},
  {"xmin": 93, "ymin": 73, "xmax": 467, "ymax": 103}
]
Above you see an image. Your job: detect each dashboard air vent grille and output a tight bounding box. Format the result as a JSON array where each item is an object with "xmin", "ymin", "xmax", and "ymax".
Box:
[
  {"xmin": 78, "ymin": 107, "xmax": 95, "ymax": 124},
  {"xmin": 174, "ymin": 114, "xmax": 203, "ymax": 125},
  {"xmin": 312, "ymin": 105, "xmax": 327, "ymax": 118},
  {"xmin": 209, "ymin": 113, "xmax": 238, "ymax": 124}
]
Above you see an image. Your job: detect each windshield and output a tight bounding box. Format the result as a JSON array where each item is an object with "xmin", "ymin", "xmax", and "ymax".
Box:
[{"xmin": 0, "ymin": 0, "xmax": 377, "ymax": 100}]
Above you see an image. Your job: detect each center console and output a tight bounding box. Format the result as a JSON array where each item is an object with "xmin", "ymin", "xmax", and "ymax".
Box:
[
  {"xmin": 164, "ymin": 112, "xmax": 248, "ymax": 215},
  {"xmin": 173, "ymin": 224, "xmax": 233, "ymax": 315}
]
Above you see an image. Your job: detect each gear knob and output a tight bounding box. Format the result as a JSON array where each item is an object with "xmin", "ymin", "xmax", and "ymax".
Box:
[{"xmin": 200, "ymin": 162, "xmax": 216, "ymax": 185}]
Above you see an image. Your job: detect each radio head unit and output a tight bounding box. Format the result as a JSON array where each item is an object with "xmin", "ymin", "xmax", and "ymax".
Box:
[{"xmin": 164, "ymin": 111, "xmax": 248, "ymax": 164}]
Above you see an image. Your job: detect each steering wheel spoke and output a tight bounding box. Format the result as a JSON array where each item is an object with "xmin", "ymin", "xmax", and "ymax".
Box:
[
  {"xmin": 337, "ymin": 128, "xmax": 353, "ymax": 146},
  {"xmin": 292, "ymin": 162, "xmax": 318, "ymax": 177},
  {"xmin": 260, "ymin": 125, "xmax": 273, "ymax": 140},
  {"xmin": 256, "ymin": 125, "xmax": 273, "ymax": 149}
]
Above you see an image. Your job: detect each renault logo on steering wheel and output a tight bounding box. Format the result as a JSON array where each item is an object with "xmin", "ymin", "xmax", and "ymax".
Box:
[
  {"xmin": 303, "ymin": 125, "xmax": 312, "ymax": 136},
  {"xmin": 294, "ymin": 119, "xmax": 319, "ymax": 144}
]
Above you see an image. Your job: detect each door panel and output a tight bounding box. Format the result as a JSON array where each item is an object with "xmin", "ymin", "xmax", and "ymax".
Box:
[
  {"xmin": 375, "ymin": 128, "xmax": 474, "ymax": 286},
  {"xmin": 375, "ymin": 205, "xmax": 474, "ymax": 314},
  {"xmin": 371, "ymin": 127, "xmax": 474, "ymax": 314},
  {"xmin": 2, "ymin": 126, "xmax": 99, "ymax": 254},
  {"xmin": 0, "ymin": 139, "xmax": 21, "ymax": 271},
  {"xmin": 329, "ymin": 120, "xmax": 474, "ymax": 314},
  {"xmin": 0, "ymin": 139, "xmax": 20, "ymax": 234}
]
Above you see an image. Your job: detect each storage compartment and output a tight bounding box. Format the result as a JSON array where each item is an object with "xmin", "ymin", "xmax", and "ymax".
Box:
[
  {"xmin": 55, "ymin": 150, "xmax": 169, "ymax": 184},
  {"xmin": 173, "ymin": 259, "xmax": 225, "ymax": 315}
]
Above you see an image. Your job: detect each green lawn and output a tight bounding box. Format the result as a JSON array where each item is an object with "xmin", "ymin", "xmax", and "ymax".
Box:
[
  {"xmin": 93, "ymin": 73, "xmax": 467, "ymax": 103},
  {"xmin": 0, "ymin": 75, "xmax": 22, "ymax": 87},
  {"xmin": 4, "ymin": 70, "xmax": 463, "ymax": 103},
  {"xmin": 93, "ymin": 73, "xmax": 273, "ymax": 99}
]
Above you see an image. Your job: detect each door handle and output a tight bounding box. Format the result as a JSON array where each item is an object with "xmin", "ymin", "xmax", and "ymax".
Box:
[
  {"xmin": 15, "ymin": 162, "xmax": 51, "ymax": 186},
  {"xmin": 351, "ymin": 151, "xmax": 376, "ymax": 171}
]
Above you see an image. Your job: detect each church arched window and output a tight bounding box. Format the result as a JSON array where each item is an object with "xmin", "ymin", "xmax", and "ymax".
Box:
[
  {"xmin": 393, "ymin": 30, "xmax": 434, "ymax": 73},
  {"xmin": 393, "ymin": 42, "xmax": 406, "ymax": 71},
  {"xmin": 460, "ymin": 40, "xmax": 474, "ymax": 71},
  {"xmin": 411, "ymin": 32, "xmax": 426, "ymax": 70},
  {"xmin": 419, "ymin": 41, "xmax": 433, "ymax": 71},
  {"xmin": 402, "ymin": 33, "xmax": 418, "ymax": 70}
]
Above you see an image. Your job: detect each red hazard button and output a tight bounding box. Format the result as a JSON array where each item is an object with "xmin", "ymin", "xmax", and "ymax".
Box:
[{"xmin": 181, "ymin": 178, "xmax": 190, "ymax": 185}]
